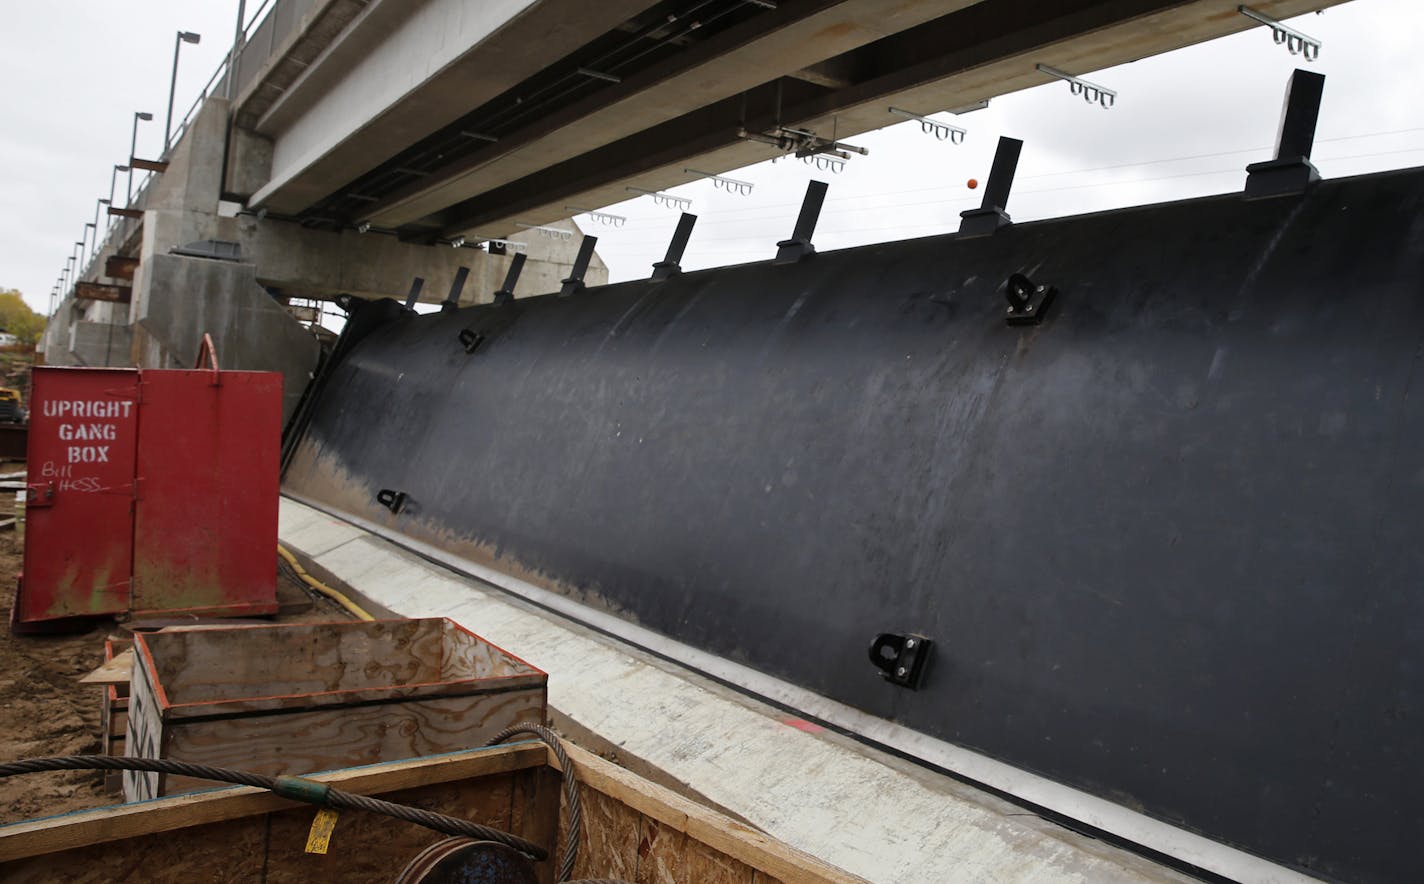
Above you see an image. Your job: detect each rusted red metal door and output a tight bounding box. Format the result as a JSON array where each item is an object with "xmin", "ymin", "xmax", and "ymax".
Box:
[
  {"xmin": 130, "ymin": 370, "xmax": 280, "ymax": 618},
  {"xmin": 18, "ymin": 367, "xmax": 140, "ymax": 623}
]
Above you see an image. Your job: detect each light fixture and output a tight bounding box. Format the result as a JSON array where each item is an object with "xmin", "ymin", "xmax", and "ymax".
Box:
[
  {"xmin": 684, "ymin": 169, "xmax": 754, "ymax": 196},
  {"xmin": 356, "ymin": 221, "xmax": 372, "ymax": 234},
  {"xmin": 1035, "ymin": 64, "xmax": 1116, "ymax": 109},
  {"xmin": 576, "ymin": 67, "xmax": 620, "ymax": 83},
  {"xmin": 450, "ymin": 236, "xmax": 467, "ymax": 248},
  {"xmin": 888, "ymin": 107, "xmax": 967, "ymax": 144},
  {"xmin": 1238, "ymin": 5, "xmax": 1321, "ymax": 60}
]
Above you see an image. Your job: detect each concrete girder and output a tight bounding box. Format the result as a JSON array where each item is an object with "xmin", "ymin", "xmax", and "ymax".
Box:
[
  {"xmin": 360, "ymin": 0, "xmax": 981, "ymax": 229},
  {"xmin": 248, "ymin": 0, "xmax": 662, "ymax": 215},
  {"xmin": 431, "ymin": 0, "xmax": 1350, "ymax": 241}
]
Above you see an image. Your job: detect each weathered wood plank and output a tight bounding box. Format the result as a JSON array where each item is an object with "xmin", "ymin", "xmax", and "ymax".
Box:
[
  {"xmin": 0, "ymin": 743, "xmax": 545, "ymax": 862},
  {"xmin": 105, "ymin": 255, "xmax": 140, "ymax": 280},
  {"xmin": 80, "ymin": 647, "xmax": 133, "ymax": 684},
  {"xmin": 158, "ymin": 688, "xmax": 544, "ymax": 795},
  {"xmin": 74, "ymin": 281, "xmax": 132, "ymax": 304}
]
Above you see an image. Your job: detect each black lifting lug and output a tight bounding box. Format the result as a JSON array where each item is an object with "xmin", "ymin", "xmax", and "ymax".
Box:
[
  {"xmin": 1004, "ymin": 272, "xmax": 1055, "ymax": 326},
  {"xmin": 457, "ymin": 328, "xmax": 486, "ymax": 354},
  {"xmin": 869, "ymin": 632, "xmax": 932, "ymax": 689},
  {"xmin": 376, "ymin": 489, "xmax": 408, "ymax": 515}
]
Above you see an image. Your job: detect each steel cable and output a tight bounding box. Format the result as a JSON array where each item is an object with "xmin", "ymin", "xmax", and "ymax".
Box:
[
  {"xmin": 485, "ymin": 724, "xmax": 584, "ymax": 882},
  {"xmin": 0, "ymin": 755, "xmax": 546, "ymax": 860}
]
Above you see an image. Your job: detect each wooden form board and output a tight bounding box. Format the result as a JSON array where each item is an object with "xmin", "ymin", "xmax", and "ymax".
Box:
[
  {"xmin": 99, "ymin": 638, "xmax": 132, "ymax": 794},
  {"xmin": 73, "ymin": 281, "xmax": 132, "ymax": 303},
  {"xmin": 0, "ymin": 742, "xmax": 861, "ymax": 883},
  {"xmin": 124, "ymin": 619, "xmax": 547, "ymax": 800},
  {"xmin": 105, "ymin": 255, "xmax": 140, "ymax": 280}
]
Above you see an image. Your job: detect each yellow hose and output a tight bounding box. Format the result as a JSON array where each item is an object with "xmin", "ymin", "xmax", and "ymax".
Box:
[{"xmin": 277, "ymin": 544, "xmax": 375, "ymax": 621}]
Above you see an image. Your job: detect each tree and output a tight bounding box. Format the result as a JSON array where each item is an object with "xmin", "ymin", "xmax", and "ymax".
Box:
[{"xmin": 0, "ymin": 289, "xmax": 44, "ymax": 345}]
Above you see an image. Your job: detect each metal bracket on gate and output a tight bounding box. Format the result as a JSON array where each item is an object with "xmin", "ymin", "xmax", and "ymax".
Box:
[
  {"xmin": 1004, "ymin": 272, "xmax": 1055, "ymax": 325},
  {"xmin": 869, "ymin": 632, "xmax": 932, "ymax": 689},
  {"xmin": 559, "ymin": 236, "xmax": 599, "ymax": 297},
  {"xmin": 1244, "ymin": 69, "xmax": 1325, "ymax": 199},
  {"xmin": 440, "ymin": 267, "xmax": 470, "ymax": 313},
  {"xmin": 773, "ymin": 180, "xmax": 828, "ymax": 264},
  {"xmin": 493, "ymin": 252, "xmax": 527, "ymax": 306},
  {"xmin": 457, "ymin": 329, "xmax": 486, "ymax": 353},
  {"xmin": 376, "ymin": 489, "xmax": 408, "ymax": 515},
  {"xmin": 402, "ymin": 277, "xmax": 425, "ymax": 311},
  {"xmin": 25, "ymin": 482, "xmax": 55, "ymax": 508},
  {"xmin": 959, "ymin": 136, "xmax": 1022, "ymax": 237},
  {"xmin": 651, "ymin": 213, "xmax": 698, "ymax": 280}
]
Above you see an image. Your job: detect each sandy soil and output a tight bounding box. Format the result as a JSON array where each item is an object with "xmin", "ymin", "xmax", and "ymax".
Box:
[
  {"xmin": 0, "ymin": 517, "xmax": 351, "ymax": 825},
  {"xmin": 0, "ymin": 528, "xmax": 110, "ymax": 822}
]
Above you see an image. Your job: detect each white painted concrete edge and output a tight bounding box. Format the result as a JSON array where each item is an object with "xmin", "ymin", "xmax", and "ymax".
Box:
[{"xmin": 279, "ymin": 494, "xmax": 1312, "ymax": 884}]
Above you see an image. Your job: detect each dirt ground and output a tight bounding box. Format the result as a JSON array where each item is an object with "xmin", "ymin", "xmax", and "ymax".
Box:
[{"xmin": 0, "ymin": 521, "xmax": 351, "ymax": 825}]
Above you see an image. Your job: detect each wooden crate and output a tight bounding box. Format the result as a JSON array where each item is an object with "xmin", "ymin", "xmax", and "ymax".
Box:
[
  {"xmin": 99, "ymin": 638, "xmax": 132, "ymax": 794},
  {"xmin": 123, "ymin": 618, "xmax": 546, "ymax": 801}
]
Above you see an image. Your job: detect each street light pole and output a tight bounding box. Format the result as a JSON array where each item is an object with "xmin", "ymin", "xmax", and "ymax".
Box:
[
  {"xmin": 94, "ymin": 199, "xmax": 110, "ymax": 254},
  {"xmin": 164, "ymin": 31, "xmax": 202, "ymax": 155},
  {"xmin": 108, "ymin": 164, "xmax": 129, "ymax": 207},
  {"xmin": 128, "ymin": 112, "xmax": 153, "ymax": 206},
  {"xmin": 81, "ymin": 223, "xmax": 96, "ymax": 274}
]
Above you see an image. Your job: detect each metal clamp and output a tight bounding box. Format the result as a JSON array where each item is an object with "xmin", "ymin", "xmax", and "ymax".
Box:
[
  {"xmin": 685, "ymin": 169, "xmax": 754, "ymax": 196},
  {"xmin": 626, "ymin": 187, "xmax": 692, "ymax": 211},
  {"xmin": 457, "ymin": 329, "xmax": 486, "ymax": 353},
  {"xmin": 1036, "ymin": 64, "xmax": 1116, "ymax": 109},
  {"xmin": 1004, "ymin": 272, "xmax": 1056, "ymax": 326},
  {"xmin": 869, "ymin": 633, "xmax": 932, "ymax": 689},
  {"xmin": 888, "ymin": 107, "xmax": 967, "ymax": 144},
  {"xmin": 1239, "ymin": 6, "xmax": 1321, "ymax": 61},
  {"xmin": 565, "ymin": 207, "xmax": 627, "ymax": 228},
  {"xmin": 376, "ymin": 489, "xmax": 408, "ymax": 515}
]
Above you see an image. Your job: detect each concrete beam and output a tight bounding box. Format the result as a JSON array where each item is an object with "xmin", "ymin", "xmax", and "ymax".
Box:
[
  {"xmin": 249, "ymin": 0, "xmax": 660, "ymax": 214},
  {"xmin": 362, "ymin": 0, "xmax": 979, "ymax": 229},
  {"xmin": 432, "ymin": 0, "xmax": 1350, "ymax": 239}
]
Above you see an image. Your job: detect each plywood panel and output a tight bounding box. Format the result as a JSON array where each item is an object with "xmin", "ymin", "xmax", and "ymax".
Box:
[
  {"xmin": 571, "ymin": 786, "xmax": 639, "ymax": 882},
  {"xmin": 159, "ymin": 688, "xmax": 544, "ymax": 795}
]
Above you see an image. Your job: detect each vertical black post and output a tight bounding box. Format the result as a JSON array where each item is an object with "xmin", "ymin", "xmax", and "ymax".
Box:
[
  {"xmin": 774, "ymin": 180, "xmax": 828, "ymax": 264},
  {"xmin": 651, "ymin": 213, "xmax": 698, "ymax": 280},
  {"xmin": 492, "ymin": 252, "xmax": 527, "ymax": 306},
  {"xmin": 402, "ymin": 276, "xmax": 425, "ymax": 310},
  {"xmin": 559, "ymin": 235, "xmax": 598, "ymax": 297},
  {"xmin": 958, "ymin": 136, "xmax": 1022, "ymax": 237},
  {"xmin": 1245, "ymin": 69, "xmax": 1325, "ymax": 199},
  {"xmin": 439, "ymin": 266, "xmax": 470, "ymax": 313}
]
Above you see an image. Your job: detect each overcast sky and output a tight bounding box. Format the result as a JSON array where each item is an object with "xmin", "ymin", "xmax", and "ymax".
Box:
[{"xmin": 2, "ymin": 0, "xmax": 1422, "ymax": 314}]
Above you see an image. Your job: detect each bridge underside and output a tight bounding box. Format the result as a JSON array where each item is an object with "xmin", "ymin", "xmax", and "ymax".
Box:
[{"xmin": 237, "ymin": 0, "xmax": 1348, "ymax": 244}]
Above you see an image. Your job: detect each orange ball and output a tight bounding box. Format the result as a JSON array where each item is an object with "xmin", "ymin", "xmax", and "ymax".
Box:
[{"xmin": 967, "ymin": 178, "xmax": 979, "ymax": 189}]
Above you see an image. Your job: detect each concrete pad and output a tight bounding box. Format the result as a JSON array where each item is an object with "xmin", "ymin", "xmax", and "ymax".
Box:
[{"xmin": 279, "ymin": 496, "xmax": 1198, "ymax": 884}]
